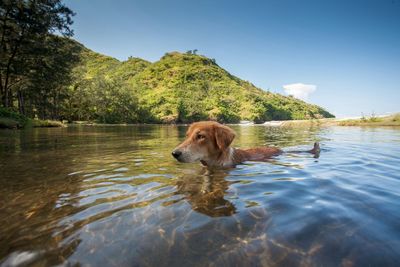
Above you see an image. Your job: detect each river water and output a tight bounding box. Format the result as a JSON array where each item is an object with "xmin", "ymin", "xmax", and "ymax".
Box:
[{"xmin": 0, "ymin": 125, "xmax": 399, "ymax": 266}]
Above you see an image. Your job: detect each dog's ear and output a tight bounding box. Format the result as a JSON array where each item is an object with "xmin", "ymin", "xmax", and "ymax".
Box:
[{"xmin": 214, "ymin": 124, "xmax": 235, "ymax": 151}]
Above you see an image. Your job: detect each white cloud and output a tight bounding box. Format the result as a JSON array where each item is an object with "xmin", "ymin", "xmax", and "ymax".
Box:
[{"xmin": 283, "ymin": 83, "xmax": 316, "ymax": 100}]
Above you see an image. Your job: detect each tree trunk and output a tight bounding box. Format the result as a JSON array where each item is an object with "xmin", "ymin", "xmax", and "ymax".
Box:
[
  {"xmin": 2, "ymin": 27, "xmax": 25, "ymax": 109},
  {"xmin": 3, "ymin": 87, "xmax": 9, "ymax": 108},
  {"xmin": 0, "ymin": 74, "xmax": 4, "ymax": 104},
  {"xmin": 17, "ymin": 89, "xmax": 25, "ymax": 115},
  {"xmin": 54, "ymin": 90, "xmax": 59, "ymax": 120}
]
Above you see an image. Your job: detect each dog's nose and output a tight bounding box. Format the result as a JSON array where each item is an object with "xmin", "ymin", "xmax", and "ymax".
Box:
[{"xmin": 172, "ymin": 150, "xmax": 182, "ymax": 159}]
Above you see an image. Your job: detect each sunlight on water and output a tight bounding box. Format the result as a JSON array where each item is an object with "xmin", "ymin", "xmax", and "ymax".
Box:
[{"xmin": 1, "ymin": 125, "xmax": 400, "ymax": 266}]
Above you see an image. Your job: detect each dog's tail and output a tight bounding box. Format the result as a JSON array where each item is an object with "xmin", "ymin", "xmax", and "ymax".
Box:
[
  {"xmin": 309, "ymin": 142, "xmax": 320, "ymax": 158},
  {"xmin": 286, "ymin": 142, "xmax": 320, "ymax": 158},
  {"xmin": 309, "ymin": 142, "xmax": 320, "ymax": 154}
]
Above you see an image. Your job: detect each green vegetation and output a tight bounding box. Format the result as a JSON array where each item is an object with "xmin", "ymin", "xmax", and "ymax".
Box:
[
  {"xmin": 1, "ymin": 1, "xmax": 334, "ymax": 125},
  {"xmin": 1, "ymin": 0, "xmax": 76, "ymax": 124},
  {"xmin": 0, "ymin": 106, "xmax": 28, "ymax": 128},
  {"xmin": 338, "ymin": 113, "xmax": 400, "ymax": 126},
  {"xmin": 66, "ymin": 49, "xmax": 334, "ymax": 124},
  {"xmin": 31, "ymin": 119, "xmax": 65, "ymax": 128},
  {"xmin": 0, "ymin": 117, "xmax": 20, "ymax": 129},
  {"xmin": 0, "ymin": 106, "xmax": 64, "ymax": 128}
]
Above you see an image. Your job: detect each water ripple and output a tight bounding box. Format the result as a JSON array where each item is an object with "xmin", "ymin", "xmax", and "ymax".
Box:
[{"xmin": 1, "ymin": 126, "xmax": 400, "ymax": 266}]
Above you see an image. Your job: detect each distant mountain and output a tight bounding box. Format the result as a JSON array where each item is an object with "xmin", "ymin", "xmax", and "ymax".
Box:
[{"xmin": 70, "ymin": 41, "xmax": 334, "ymax": 123}]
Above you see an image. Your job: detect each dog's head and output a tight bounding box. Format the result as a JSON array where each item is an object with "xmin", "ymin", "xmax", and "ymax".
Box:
[{"xmin": 172, "ymin": 121, "xmax": 236, "ymax": 164}]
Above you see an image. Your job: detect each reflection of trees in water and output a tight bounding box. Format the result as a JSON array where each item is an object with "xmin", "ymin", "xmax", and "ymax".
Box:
[{"xmin": 175, "ymin": 169, "xmax": 236, "ymax": 217}]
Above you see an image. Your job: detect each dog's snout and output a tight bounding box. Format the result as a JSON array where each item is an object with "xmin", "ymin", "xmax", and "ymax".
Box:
[{"xmin": 172, "ymin": 150, "xmax": 182, "ymax": 159}]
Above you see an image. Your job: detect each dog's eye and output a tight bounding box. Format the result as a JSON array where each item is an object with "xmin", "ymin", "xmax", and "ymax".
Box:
[{"xmin": 197, "ymin": 134, "xmax": 205, "ymax": 140}]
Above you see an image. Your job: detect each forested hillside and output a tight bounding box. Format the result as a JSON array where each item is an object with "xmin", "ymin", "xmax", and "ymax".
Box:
[
  {"xmin": 66, "ymin": 45, "xmax": 334, "ymax": 123},
  {"xmin": 1, "ymin": 1, "xmax": 334, "ymax": 125}
]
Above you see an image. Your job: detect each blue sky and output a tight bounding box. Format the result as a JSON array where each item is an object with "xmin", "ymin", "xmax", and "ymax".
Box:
[{"xmin": 65, "ymin": 0, "xmax": 400, "ymax": 117}]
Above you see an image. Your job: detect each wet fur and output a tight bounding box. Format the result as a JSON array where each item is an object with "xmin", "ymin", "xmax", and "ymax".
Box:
[
  {"xmin": 172, "ymin": 121, "xmax": 281, "ymax": 167},
  {"xmin": 172, "ymin": 121, "xmax": 320, "ymax": 168}
]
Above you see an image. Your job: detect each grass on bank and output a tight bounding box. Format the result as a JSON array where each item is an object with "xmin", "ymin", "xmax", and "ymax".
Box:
[
  {"xmin": 0, "ymin": 117, "xmax": 21, "ymax": 129},
  {"xmin": 279, "ymin": 118, "xmax": 336, "ymax": 127},
  {"xmin": 30, "ymin": 119, "xmax": 65, "ymax": 128},
  {"xmin": 337, "ymin": 113, "xmax": 400, "ymax": 126},
  {"xmin": 2, "ymin": 105, "xmax": 399, "ymax": 129},
  {"xmin": 0, "ymin": 107, "xmax": 65, "ymax": 129},
  {"xmin": 277, "ymin": 114, "xmax": 400, "ymax": 127}
]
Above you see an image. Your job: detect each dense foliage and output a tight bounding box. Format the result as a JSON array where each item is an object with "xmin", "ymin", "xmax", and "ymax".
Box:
[
  {"xmin": 1, "ymin": 1, "xmax": 334, "ymax": 124},
  {"xmin": 0, "ymin": 0, "xmax": 76, "ymax": 119},
  {"xmin": 0, "ymin": 105, "xmax": 28, "ymax": 128},
  {"xmin": 66, "ymin": 49, "xmax": 334, "ymax": 123},
  {"xmin": 128, "ymin": 52, "xmax": 334, "ymax": 123}
]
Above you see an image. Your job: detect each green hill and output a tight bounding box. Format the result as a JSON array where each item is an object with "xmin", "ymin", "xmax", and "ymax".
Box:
[{"xmin": 68, "ymin": 42, "xmax": 334, "ymax": 123}]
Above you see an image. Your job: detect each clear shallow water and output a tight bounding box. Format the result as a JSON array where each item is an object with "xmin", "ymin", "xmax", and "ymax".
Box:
[{"xmin": 0, "ymin": 125, "xmax": 400, "ymax": 267}]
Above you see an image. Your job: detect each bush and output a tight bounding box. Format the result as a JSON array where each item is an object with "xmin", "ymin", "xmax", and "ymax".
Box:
[
  {"xmin": 32, "ymin": 119, "xmax": 65, "ymax": 127},
  {"xmin": 0, "ymin": 107, "xmax": 29, "ymax": 128},
  {"xmin": 0, "ymin": 118, "xmax": 19, "ymax": 129},
  {"xmin": 392, "ymin": 113, "xmax": 400, "ymax": 122}
]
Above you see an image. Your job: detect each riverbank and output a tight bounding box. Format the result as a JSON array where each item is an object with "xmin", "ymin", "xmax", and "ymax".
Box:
[
  {"xmin": 0, "ymin": 107, "xmax": 65, "ymax": 129},
  {"xmin": 2, "ymin": 107, "xmax": 399, "ymax": 129},
  {"xmin": 67, "ymin": 114, "xmax": 400, "ymax": 128},
  {"xmin": 335, "ymin": 113, "xmax": 400, "ymax": 126},
  {"xmin": 0, "ymin": 117, "xmax": 65, "ymax": 129},
  {"xmin": 258, "ymin": 113, "xmax": 400, "ymax": 127}
]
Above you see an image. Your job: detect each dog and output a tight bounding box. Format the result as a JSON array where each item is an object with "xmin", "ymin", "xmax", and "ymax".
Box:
[{"xmin": 172, "ymin": 121, "xmax": 320, "ymax": 167}]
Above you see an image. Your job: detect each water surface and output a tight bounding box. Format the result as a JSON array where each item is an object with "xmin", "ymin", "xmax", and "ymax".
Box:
[{"xmin": 1, "ymin": 125, "xmax": 400, "ymax": 266}]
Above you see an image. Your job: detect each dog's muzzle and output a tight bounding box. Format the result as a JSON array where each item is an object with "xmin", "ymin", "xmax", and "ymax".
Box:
[{"xmin": 171, "ymin": 150, "xmax": 182, "ymax": 160}]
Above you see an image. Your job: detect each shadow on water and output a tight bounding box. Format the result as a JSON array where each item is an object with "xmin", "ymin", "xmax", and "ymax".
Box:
[{"xmin": 1, "ymin": 125, "xmax": 400, "ymax": 266}]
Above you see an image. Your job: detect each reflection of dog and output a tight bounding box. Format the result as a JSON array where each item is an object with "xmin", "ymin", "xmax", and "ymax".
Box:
[
  {"xmin": 172, "ymin": 121, "xmax": 320, "ymax": 167},
  {"xmin": 175, "ymin": 170, "xmax": 236, "ymax": 217}
]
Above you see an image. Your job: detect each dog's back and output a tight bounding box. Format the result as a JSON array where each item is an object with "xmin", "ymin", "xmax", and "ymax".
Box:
[{"xmin": 233, "ymin": 147, "xmax": 282, "ymax": 163}]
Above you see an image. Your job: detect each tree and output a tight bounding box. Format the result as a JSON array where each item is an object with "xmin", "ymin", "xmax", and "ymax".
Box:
[
  {"xmin": 24, "ymin": 36, "xmax": 82, "ymax": 119},
  {"xmin": 65, "ymin": 76, "xmax": 140, "ymax": 123},
  {"xmin": 0, "ymin": 0, "xmax": 74, "ymax": 108}
]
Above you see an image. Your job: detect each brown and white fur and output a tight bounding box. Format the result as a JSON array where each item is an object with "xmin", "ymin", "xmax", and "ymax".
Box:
[{"xmin": 172, "ymin": 121, "xmax": 320, "ymax": 168}]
